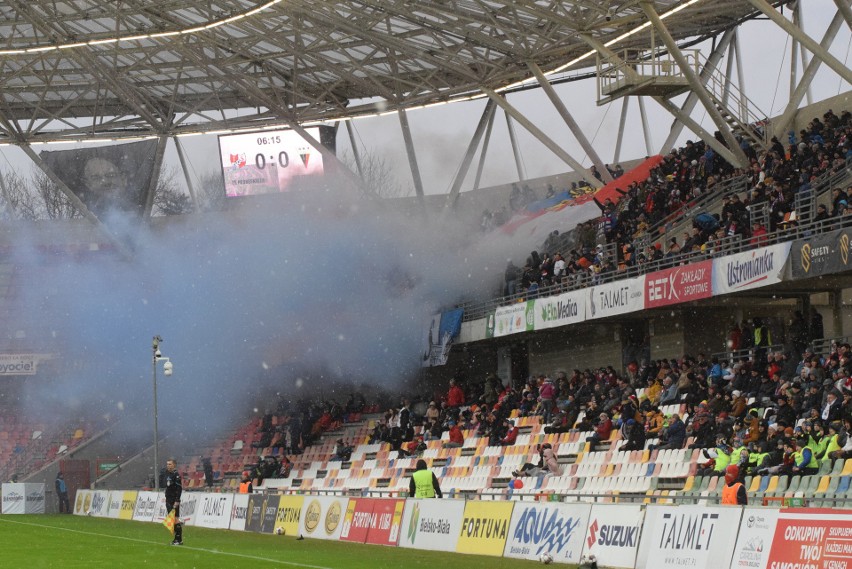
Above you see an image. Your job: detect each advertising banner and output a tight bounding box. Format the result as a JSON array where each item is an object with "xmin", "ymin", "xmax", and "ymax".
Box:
[
  {"xmin": 74, "ymin": 489, "xmax": 92, "ymax": 516},
  {"xmin": 119, "ymin": 491, "xmax": 137, "ymax": 520},
  {"xmin": 298, "ymin": 496, "xmax": 349, "ymax": 541},
  {"xmin": 587, "ymin": 277, "xmax": 645, "ymax": 320},
  {"xmin": 790, "ymin": 228, "xmax": 852, "ymax": 279},
  {"xmin": 729, "ymin": 508, "xmax": 780, "ymax": 569},
  {"xmin": 456, "ymin": 500, "xmax": 514, "ymax": 556},
  {"xmin": 712, "ymin": 243, "xmax": 791, "ymax": 295},
  {"xmin": 1, "ymin": 483, "xmax": 26, "ymax": 514},
  {"xmin": 365, "ymin": 498, "xmax": 405, "ymax": 546},
  {"xmin": 274, "ymin": 495, "xmax": 304, "ymax": 536},
  {"xmin": 132, "ymin": 491, "xmax": 159, "ymax": 522},
  {"xmin": 23, "ymin": 483, "xmax": 45, "ymax": 514},
  {"xmin": 645, "ymin": 260, "xmax": 712, "ymax": 308},
  {"xmin": 582, "ymin": 504, "xmax": 644, "ymax": 569},
  {"xmin": 503, "ymin": 502, "xmax": 591, "ymax": 564},
  {"xmin": 175, "ymin": 491, "xmax": 199, "ymax": 526},
  {"xmin": 0, "ymin": 353, "xmax": 51, "ymax": 376},
  {"xmin": 399, "ymin": 498, "xmax": 466, "ymax": 552},
  {"xmin": 637, "ymin": 505, "xmax": 742, "ymax": 569},
  {"xmin": 89, "ymin": 490, "xmax": 110, "ymax": 517},
  {"xmin": 195, "ymin": 492, "xmax": 234, "ymax": 530},
  {"xmin": 764, "ymin": 508, "xmax": 852, "ymax": 569},
  {"xmin": 246, "ymin": 494, "xmax": 266, "ymax": 533},
  {"xmin": 153, "ymin": 494, "xmax": 169, "ymax": 523},
  {"xmin": 259, "ymin": 495, "xmax": 281, "ymax": 534},
  {"xmin": 493, "ymin": 301, "xmax": 534, "ymax": 337},
  {"xmin": 340, "ymin": 498, "xmax": 374, "ymax": 543},
  {"xmin": 533, "ymin": 289, "xmax": 586, "ymax": 330},
  {"xmin": 107, "ymin": 491, "xmax": 123, "ymax": 519},
  {"xmin": 229, "ymin": 494, "xmax": 249, "ymax": 531}
]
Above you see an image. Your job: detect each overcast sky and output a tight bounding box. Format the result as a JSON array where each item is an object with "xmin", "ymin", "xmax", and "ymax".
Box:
[{"xmin": 0, "ymin": 0, "xmax": 849, "ymax": 200}]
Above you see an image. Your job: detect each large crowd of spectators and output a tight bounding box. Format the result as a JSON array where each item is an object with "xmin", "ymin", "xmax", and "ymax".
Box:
[{"xmin": 501, "ymin": 110, "xmax": 852, "ymax": 299}]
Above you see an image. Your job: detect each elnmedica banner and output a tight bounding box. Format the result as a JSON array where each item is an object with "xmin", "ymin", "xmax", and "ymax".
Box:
[
  {"xmin": 712, "ymin": 243, "xmax": 790, "ymax": 295},
  {"xmin": 456, "ymin": 500, "xmax": 514, "ymax": 556},
  {"xmin": 636, "ymin": 505, "xmax": 742, "ymax": 569},
  {"xmin": 583, "ymin": 504, "xmax": 644, "ymax": 569},
  {"xmin": 533, "ymin": 289, "xmax": 586, "ymax": 330},
  {"xmin": 298, "ymin": 496, "xmax": 349, "ymax": 541},
  {"xmin": 503, "ymin": 502, "xmax": 591, "ymax": 564},
  {"xmin": 399, "ymin": 498, "xmax": 466, "ymax": 552},
  {"xmin": 791, "ymin": 228, "xmax": 852, "ymax": 279}
]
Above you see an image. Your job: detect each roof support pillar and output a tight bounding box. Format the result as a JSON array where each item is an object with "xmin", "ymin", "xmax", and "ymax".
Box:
[
  {"xmin": 504, "ymin": 111, "xmax": 526, "ymax": 182},
  {"xmin": 445, "ymin": 98, "xmax": 497, "ymax": 210},
  {"xmin": 637, "ymin": 96, "xmax": 654, "ymax": 156},
  {"xmin": 834, "ymin": 0, "xmax": 852, "ymax": 29},
  {"xmin": 614, "ymin": 97, "xmax": 630, "ymax": 164},
  {"xmin": 473, "ymin": 102, "xmax": 497, "ymax": 191},
  {"xmin": 173, "ymin": 137, "xmax": 199, "ymax": 210},
  {"xmin": 344, "ymin": 121, "xmax": 365, "ymax": 181},
  {"xmin": 398, "ymin": 108, "xmax": 425, "ymax": 200},
  {"xmin": 143, "ymin": 135, "xmax": 168, "ymax": 218}
]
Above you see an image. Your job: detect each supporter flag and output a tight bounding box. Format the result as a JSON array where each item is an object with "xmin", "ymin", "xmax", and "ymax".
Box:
[
  {"xmin": 421, "ymin": 308, "xmax": 464, "ymax": 367},
  {"xmin": 162, "ymin": 509, "xmax": 176, "ymax": 535}
]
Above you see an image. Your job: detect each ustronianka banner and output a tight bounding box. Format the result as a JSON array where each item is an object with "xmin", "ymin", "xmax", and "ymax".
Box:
[
  {"xmin": 712, "ymin": 243, "xmax": 791, "ymax": 295},
  {"xmin": 503, "ymin": 501, "xmax": 591, "ymax": 564}
]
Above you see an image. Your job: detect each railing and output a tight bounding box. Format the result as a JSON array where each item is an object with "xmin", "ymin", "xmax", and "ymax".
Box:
[
  {"xmin": 699, "ymin": 53, "xmax": 770, "ymax": 142},
  {"xmin": 460, "ymin": 212, "xmax": 852, "ymax": 322}
]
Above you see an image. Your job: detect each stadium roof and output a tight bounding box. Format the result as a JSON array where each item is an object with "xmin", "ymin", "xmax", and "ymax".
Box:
[{"xmin": 0, "ymin": 0, "xmax": 781, "ymax": 143}]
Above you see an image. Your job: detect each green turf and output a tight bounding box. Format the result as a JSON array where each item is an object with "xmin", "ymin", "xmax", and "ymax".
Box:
[{"xmin": 0, "ymin": 515, "xmax": 568, "ymax": 568}]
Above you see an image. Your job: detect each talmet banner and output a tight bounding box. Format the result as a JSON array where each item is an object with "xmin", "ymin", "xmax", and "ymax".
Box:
[{"xmin": 790, "ymin": 228, "xmax": 852, "ymax": 279}]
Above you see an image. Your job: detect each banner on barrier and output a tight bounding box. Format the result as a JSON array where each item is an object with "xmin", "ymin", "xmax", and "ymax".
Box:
[
  {"xmin": 195, "ymin": 493, "xmax": 234, "ymax": 530},
  {"xmin": 74, "ymin": 489, "xmax": 91, "ymax": 516},
  {"xmin": 583, "ymin": 504, "xmax": 644, "ymax": 569},
  {"xmin": 503, "ymin": 501, "xmax": 591, "ymax": 564},
  {"xmin": 107, "ymin": 491, "xmax": 123, "ymax": 519},
  {"xmin": 246, "ymin": 495, "xmax": 266, "ymax": 532},
  {"xmin": 712, "ymin": 243, "xmax": 790, "ymax": 295},
  {"xmin": 791, "ymin": 228, "xmax": 852, "ymax": 279},
  {"xmin": 730, "ymin": 508, "xmax": 780, "ymax": 569},
  {"xmin": 90, "ymin": 490, "xmax": 110, "ymax": 518},
  {"xmin": 765, "ymin": 508, "xmax": 852, "ymax": 569},
  {"xmin": 340, "ymin": 499, "xmax": 373, "ymax": 543},
  {"xmin": 230, "ymin": 494, "xmax": 249, "ymax": 531},
  {"xmin": 637, "ymin": 505, "xmax": 742, "ymax": 569},
  {"xmin": 645, "ymin": 261, "xmax": 712, "ymax": 308},
  {"xmin": 493, "ymin": 302, "xmax": 534, "ymax": 337},
  {"xmin": 587, "ymin": 277, "xmax": 645, "ymax": 320},
  {"xmin": 298, "ymin": 496, "xmax": 349, "ymax": 541},
  {"xmin": 1, "ymin": 483, "xmax": 27, "ymax": 514},
  {"xmin": 260, "ymin": 495, "xmax": 281, "ymax": 534},
  {"xmin": 153, "ymin": 494, "xmax": 169, "ymax": 523},
  {"xmin": 399, "ymin": 498, "xmax": 466, "ymax": 552},
  {"xmin": 274, "ymin": 495, "xmax": 304, "ymax": 536},
  {"xmin": 534, "ymin": 290, "xmax": 586, "ymax": 330},
  {"xmin": 456, "ymin": 500, "xmax": 514, "ymax": 556},
  {"xmin": 340, "ymin": 498, "xmax": 406, "ymax": 545},
  {"xmin": 177, "ymin": 492, "xmax": 199, "ymax": 526},
  {"xmin": 119, "ymin": 491, "xmax": 137, "ymax": 520},
  {"xmin": 133, "ymin": 491, "xmax": 159, "ymax": 522}
]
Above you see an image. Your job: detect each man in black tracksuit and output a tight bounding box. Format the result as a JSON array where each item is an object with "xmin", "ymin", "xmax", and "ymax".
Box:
[{"xmin": 163, "ymin": 459, "xmax": 183, "ymax": 545}]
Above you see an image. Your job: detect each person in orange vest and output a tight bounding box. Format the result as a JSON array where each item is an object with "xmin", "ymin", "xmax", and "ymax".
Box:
[
  {"xmin": 721, "ymin": 464, "xmax": 747, "ymax": 505},
  {"xmin": 238, "ymin": 471, "xmax": 253, "ymax": 494}
]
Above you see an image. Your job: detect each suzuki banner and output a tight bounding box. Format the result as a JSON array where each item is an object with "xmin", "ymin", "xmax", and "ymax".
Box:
[
  {"xmin": 729, "ymin": 507, "xmax": 780, "ymax": 569},
  {"xmin": 399, "ymin": 498, "xmax": 466, "ymax": 552},
  {"xmin": 586, "ymin": 277, "xmax": 645, "ymax": 320},
  {"xmin": 712, "ymin": 243, "xmax": 791, "ymax": 296},
  {"xmin": 582, "ymin": 504, "xmax": 644, "ymax": 569},
  {"xmin": 298, "ymin": 496, "xmax": 349, "ymax": 541},
  {"xmin": 492, "ymin": 301, "xmax": 534, "ymax": 337},
  {"xmin": 636, "ymin": 505, "xmax": 742, "ymax": 569},
  {"xmin": 763, "ymin": 508, "xmax": 852, "ymax": 569},
  {"xmin": 645, "ymin": 261, "xmax": 712, "ymax": 309},
  {"xmin": 790, "ymin": 228, "xmax": 852, "ymax": 279},
  {"xmin": 503, "ymin": 501, "xmax": 591, "ymax": 564},
  {"xmin": 229, "ymin": 494, "xmax": 249, "ymax": 531},
  {"xmin": 456, "ymin": 500, "xmax": 515, "ymax": 556},
  {"xmin": 533, "ymin": 289, "xmax": 586, "ymax": 330}
]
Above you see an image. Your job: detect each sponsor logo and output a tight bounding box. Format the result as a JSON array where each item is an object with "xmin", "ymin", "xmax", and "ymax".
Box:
[
  {"xmin": 586, "ymin": 519, "xmax": 639, "ymax": 548},
  {"xmin": 202, "ymin": 496, "xmax": 228, "ymax": 518},
  {"xmin": 726, "ymin": 250, "xmax": 775, "ymax": 289},
  {"xmin": 841, "ymin": 233, "xmax": 849, "ymax": 266},
  {"xmin": 406, "ymin": 502, "xmax": 420, "ymax": 544},
  {"xmin": 540, "ymin": 299, "xmax": 579, "ymax": 322},
  {"xmin": 181, "ymin": 498, "xmax": 197, "ymax": 519},
  {"xmin": 460, "ymin": 516, "xmax": 508, "ymax": 540},
  {"xmin": 325, "ymin": 501, "xmax": 342, "ymax": 535},
  {"xmin": 658, "ymin": 512, "xmax": 719, "ymax": 550},
  {"xmin": 277, "ymin": 506, "xmax": 301, "ymax": 524},
  {"xmin": 121, "ymin": 499, "xmax": 135, "ymax": 512},
  {"xmin": 91, "ymin": 493, "xmax": 106, "ymax": 513},
  {"xmin": 26, "ymin": 491, "xmax": 44, "ymax": 503},
  {"xmin": 231, "ymin": 503, "xmax": 248, "ymax": 521},
  {"xmin": 304, "ymin": 500, "xmax": 321, "ymax": 534},
  {"xmin": 512, "ymin": 507, "xmax": 580, "ymax": 557},
  {"xmin": 3, "ymin": 491, "xmax": 23, "ymax": 503},
  {"xmin": 83, "ymin": 493, "xmax": 92, "ymax": 513},
  {"xmin": 75, "ymin": 493, "xmax": 83, "ymax": 513}
]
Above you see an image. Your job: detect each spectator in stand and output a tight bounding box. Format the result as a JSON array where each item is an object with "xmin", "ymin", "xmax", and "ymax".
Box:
[
  {"xmin": 443, "ymin": 421, "xmax": 464, "ymax": 448},
  {"xmin": 202, "ymin": 457, "xmax": 214, "ymax": 487},
  {"xmin": 514, "ymin": 443, "xmax": 561, "ymax": 478},
  {"xmin": 586, "ymin": 412, "xmax": 613, "ymax": 445},
  {"xmin": 331, "ymin": 438, "xmax": 353, "ymax": 461},
  {"xmin": 822, "ymin": 390, "xmax": 843, "ymax": 422},
  {"xmin": 620, "ymin": 419, "xmax": 646, "ymax": 451},
  {"xmin": 649, "ymin": 413, "xmax": 686, "ymax": 451},
  {"xmin": 446, "ymin": 379, "xmax": 465, "ymax": 408},
  {"xmin": 499, "ymin": 419, "xmax": 519, "ymax": 446}
]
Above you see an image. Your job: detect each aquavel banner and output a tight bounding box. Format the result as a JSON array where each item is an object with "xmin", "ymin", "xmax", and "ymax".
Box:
[
  {"xmin": 764, "ymin": 508, "xmax": 852, "ymax": 569},
  {"xmin": 89, "ymin": 490, "xmax": 110, "ymax": 517},
  {"xmin": 399, "ymin": 498, "xmax": 466, "ymax": 552},
  {"xmin": 119, "ymin": 491, "xmax": 137, "ymax": 520},
  {"xmin": 645, "ymin": 260, "xmax": 712, "ymax": 308},
  {"xmin": 636, "ymin": 505, "xmax": 742, "ymax": 569},
  {"xmin": 712, "ymin": 243, "xmax": 790, "ymax": 295},
  {"xmin": 274, "ymin": 495, "xmax": 304, "ymax": 536},
  {"xmin": 582, "ymin": 504, "xmax": 644, "ymax": 569},
  {"xmin": 533, "ymin": 289, "xmax": 586, "ymax": 330},
  {"xmin": 503, "ymin": 502, "xmax": 591, "ymax": 563},
  {"xmin": 456, "ymin": 500, "xmax": 514, "ymax": 556}
]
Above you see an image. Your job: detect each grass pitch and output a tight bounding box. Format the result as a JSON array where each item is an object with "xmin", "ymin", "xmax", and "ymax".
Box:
[{"xmin": 0, "ymin": 515, "xmax": 561, "ymax": 568}]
